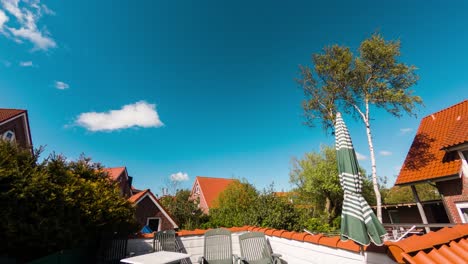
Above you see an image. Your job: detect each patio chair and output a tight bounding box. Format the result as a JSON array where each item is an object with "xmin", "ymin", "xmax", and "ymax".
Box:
[
  {"xmin": 238, "ymin": 232, "xmax": 282, "ymax": 264},
  {"xmin": 154, "ymin": 230, "xmax": 177, "ymax": 252},
  {"xmin": 198, "ymin": 228, "xmax": 236, "ymax": 264}
]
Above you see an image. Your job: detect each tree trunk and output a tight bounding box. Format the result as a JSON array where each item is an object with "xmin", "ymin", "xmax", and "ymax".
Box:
[
  {"xmin": 364, "ymin": 117, "xmax": 383, "ymax": 223},
  {"xmin": 325, "ymin": 197, "xmax": 332, "ymax": 222}
]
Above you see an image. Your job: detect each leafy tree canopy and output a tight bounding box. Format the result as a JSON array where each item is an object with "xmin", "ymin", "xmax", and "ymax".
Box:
[
  {"xmin": 159, "ymin": 189, "xmax": 208, "ymax": 230},
  {"xmin": 0, "ymin": 141, "xmax": 137, "ymax": 261},
  {"xmin": 384, "ymin": 183, "xmax": 441, "ymax": 204}
]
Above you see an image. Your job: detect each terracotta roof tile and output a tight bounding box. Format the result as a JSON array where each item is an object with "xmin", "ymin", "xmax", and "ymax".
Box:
[
  {"xmin": 386, "ymin": 225, "xmax": 468, "ymax": 263},
  {"xmin": 442, "ymin": 117, "xmax": 468, "ymax": 149},
  {"xmin": 280, "ymin": 231, "xmax": 295, "ymax": 239},
  {"xmin": 318, "ymin": 236, "xmax": 340, "ymax": 248},
  {"xmin": 337, "ymin": 239, "xmax": 362, "ymax": 252},
  {"xmin": 196, "ymin": 176, "xmax": 237, "ymax": 208},
  {"xmin": 0, "ymin": 109, "xmax": 25, "ymax": 123},
  {"xmin": 103, "ymin": 167, "xmax": 126, "ymax": 181},
  {"xmin": 128, "ymin": 189, "xmax": 149, "ymax": 203},
  {"xmin": 396, "ymin": 100, "xmax": 467, "ymax": 185},
  {"xmin": 303, "ymin": 234, "xmax": 323, "ymax": 244},
  {"xmin": 271, "ymin": 229, "xmax": 286, "ymax": 238}
]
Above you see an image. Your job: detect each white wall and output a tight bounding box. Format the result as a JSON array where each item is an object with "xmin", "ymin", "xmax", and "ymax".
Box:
[{"xmin": 127, "ymin": 232, "xmax": 395, "ymax": 264}]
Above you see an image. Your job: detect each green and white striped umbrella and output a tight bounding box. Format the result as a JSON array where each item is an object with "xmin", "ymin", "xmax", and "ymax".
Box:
[{"xmin": 335, "ymin": 112, "xmax": 386, "ymax": 246}]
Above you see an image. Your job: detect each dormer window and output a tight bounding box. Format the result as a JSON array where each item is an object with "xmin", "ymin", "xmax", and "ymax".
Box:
[{"xmin": 2, "ymin": 130, "xmax": 15, "ymax": 142}]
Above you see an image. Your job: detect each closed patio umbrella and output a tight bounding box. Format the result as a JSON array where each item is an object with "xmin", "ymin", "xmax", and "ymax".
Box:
[{"xmin": 335, "ymin": 112, "xmax": 386, "ymax": 246}]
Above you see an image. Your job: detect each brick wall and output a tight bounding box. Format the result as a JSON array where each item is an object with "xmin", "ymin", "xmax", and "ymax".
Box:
[
  {"xmin": 135, "ymin": 196, "xmax": 174, "ymax": 231},
  {"xmin": 436, "ymin": 175, "xmax": 468, "ymax": 223},
  {"xmin": 0, "ymin": 115, "xmax": 30, "ymax": 149}
]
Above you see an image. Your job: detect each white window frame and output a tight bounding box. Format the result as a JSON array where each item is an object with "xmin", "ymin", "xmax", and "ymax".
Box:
[
  {"xmin": 455, "ymin": 202, "xmax": 468, "ymax": 223},
  {"xmin": 146, "ymin": 217, "xmax": 162, "ymax": 232},
  {"xmin": 2, "ymin": 130, "xmax": 16, "ymax": 142}
]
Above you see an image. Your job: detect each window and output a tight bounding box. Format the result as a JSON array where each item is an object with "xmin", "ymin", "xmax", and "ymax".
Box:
[
  {"xmin": 147, "ymin": 217, "xmax": 161, "ymax": 232},
  {"xmin": 2, "ymin": 130, "xmax": 15, "ymax": 142},
  {"xmin": 455, "ymin": 202, "xmax": 468, "ymax": 223},
  {"xmin": 195, "ymin": 184, "xmax": 200, "ymax": 194}
]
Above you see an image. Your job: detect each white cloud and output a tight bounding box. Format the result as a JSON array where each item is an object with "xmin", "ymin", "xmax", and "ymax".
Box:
[
  {"xmin": 19, "ymin": 60, "xmax": 32, "ymax": 66},
  {"xmin": 76, "ymin": 101, "xmax": 164, "ymax": 132},
  {"xmin": 0, "ymin": 9, "xmax": 8, "ymax": 29},
  {"xmin": 0, "ymin": 0, "xmax": 56, "ymax": 50},
  {"xmin": 355, "ymin": 152, "xmax": 367, "ymax": 160},
  {"xmin": 170, "ymin": 172, "xmax": 189, "ymax": 182},
  {"xmin": 379, "ymin": 150, "xmax": 392, "ymax": 156},
  {"xmin": 54, "ymin": 81, "xmax": 69, "ymax": 89},
  {"xmin": 400, "ymin": 128, "xmax": 413, "ymax": 134}
]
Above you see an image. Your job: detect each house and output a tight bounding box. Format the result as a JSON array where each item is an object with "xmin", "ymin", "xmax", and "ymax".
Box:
[
  {"xmin": 395, "ymin": 100, "xmax": 468, "ymax": 224},
  {"xmin": 103, "ymin": 167, "xmax": 133, "ymax": 198},
  {"xmin": 128, "ymin": 189, "xmax": 178, "ymax": 232},
  {"xmin": 190, "ymin": 176, "xmax": 237, "ymax": 214},
  {"xmin": 0, "ymin": 108, "xmax": 33, "ymax": 149},
  {"xmin": 104, "ymin": 166, "xmax": 177, "ymax": 231}
]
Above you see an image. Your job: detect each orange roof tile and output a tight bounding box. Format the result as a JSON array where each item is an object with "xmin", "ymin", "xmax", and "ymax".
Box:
[
  {"xmin": 0, "ymin": 109, "xmax": 25, "ymax": 123},
  {"xmin": 442, "ymin": 117, "xmax": 468, "ymax": 149},
  {"xmin": 396, "ymin": 100, "xmax": 467, "ymax": 185},
  {"xmin": 128, "ymin": 189, "xmax": 149, "ymax": 203},
  {"xmin": 196, "ymin": 176, "xmax": 237, "ymax": 208},
  {"xmin": 386, "ymin": 225, "xmax": 468, "ymax": 263},
  {"xmin": 103, "ymin": 167, "xmax": 126, "ymax": 181}
]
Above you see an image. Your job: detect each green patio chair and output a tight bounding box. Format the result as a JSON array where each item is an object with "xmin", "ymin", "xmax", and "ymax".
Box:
[
  {"xmin": 198, "ymin": 228, "xmax": 236, "ymax": 264},
  {"xmin": 154, "ymin": 230, "xmax": 177, "ymax": 252},
  {"xmin": 238, "ymin": 232, "xmax": 282, "ymax": 264}
]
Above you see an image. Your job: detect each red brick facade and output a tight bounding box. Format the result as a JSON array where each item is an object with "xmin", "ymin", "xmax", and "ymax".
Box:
[
  {"xmin": 0, "ymin": 111, "xmax": 32, "ymax": 149},
  {"xmin": 134, "ymin": 196, "xmax": 175, "ymax": 231},
  {"xmin": 436, "ymin": 174, "xmax": 468, "ymax": 223}
]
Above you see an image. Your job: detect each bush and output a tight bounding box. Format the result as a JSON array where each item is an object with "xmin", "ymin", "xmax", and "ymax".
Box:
[{"xmin": 0, "ymin": 141, "xmax": 138, "ymax": 261}]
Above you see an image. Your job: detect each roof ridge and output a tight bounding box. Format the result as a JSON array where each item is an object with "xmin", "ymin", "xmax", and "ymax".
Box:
[
  {"xmin": 0, "ymin": 108, "xmax": 26, "ymax": 111},
  {"xmin": 197, "ymin": 176, "xmax": 235, "ymax": 180},
  {"xmin": 421, "ymin": 99, "xmax": 467, "ymax": 120}
]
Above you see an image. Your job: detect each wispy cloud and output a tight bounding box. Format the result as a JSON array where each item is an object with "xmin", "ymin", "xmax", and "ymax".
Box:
[
  {"xmin": 400, "ymin": 128, "xmax": 413, "ymax": 134},
  {"xmin": 0, "ymin": 0, "xmax": 56, "ymax": 50},
  {"xmin": 0, "ymin": 9, "xmax": 8, "ymax": 29},
  {"xmin": 170, "ymin": 172, "xmax": 189, "ymax": 182},
  {"xmin": 356, "ymin": 152, "xmax": 367, "ymax": 160},
  {"xmin": 54, "ymin": 81, "xmax": 69, "ymax": 90},
  {"xmin": 379, "ymin": 150, "xmax": 392, "ymax": 156},
  {"xmin": 76, "ymin": 101, "xmax": 164, "ymax": 132},
  {"xmin": 19, "ymin": 60, "xmax": 32, "ymax": 67}
]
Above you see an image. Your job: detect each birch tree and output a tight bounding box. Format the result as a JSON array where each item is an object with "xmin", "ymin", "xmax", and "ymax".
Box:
[{"xmin": 297, "ymin": 34, "xmax": 422, "ymax": 222}]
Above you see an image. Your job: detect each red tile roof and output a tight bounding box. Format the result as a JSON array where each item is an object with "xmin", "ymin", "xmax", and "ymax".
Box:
[
  {"xmin": 395, "ymin": 100, "xmax": 467, "ymax": 185},
  {"xmin": 442, "ymin": 117, "xmax": 468, "ymax": 150},
  {"xmin": 386, "ymin": 225, "xmax": 468, "ymax": 263},
  {"xmin": 196, "ymin": 176, "xmax": 237, "ymax": 208},
  {"xmin": 128, "ymin": 189, "xmax": 149, "ymax": 203},
  {"xmin": 103, "ymin": 167, "xmax": 126, "ymax": 181},
  {"xmin": 0, "ymin": 109, "xmax": 26, "ymax": 123}
]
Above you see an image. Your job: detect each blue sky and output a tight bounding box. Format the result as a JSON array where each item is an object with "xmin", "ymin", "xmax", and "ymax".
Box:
[{"xmin": 1, "ymin": 0, "xmax": 467, "ymax": 195}]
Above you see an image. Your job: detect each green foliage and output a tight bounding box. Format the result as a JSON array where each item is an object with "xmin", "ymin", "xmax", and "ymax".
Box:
[
  {"xmin": 0, "ymin": 141, "xmax": 138, "ymax": 261},
  {"xmin": 253, "ymin": 185, "xmax": 302, "ymax": 231},
  {"xmin": 289, "ymin": 146, "xmax": 375, "ymax": 224},
  {"xmin": 159, "ymin": 189, "xmax": 208, "ymax": 230},
  {"xmin": 384, "ymin": 184, "xmax": 441, "ymax": 204},
  {"xmin": 298, "ymin": 33, "xmax": 422, "ymax": 131},
  {"xmin": 209, "ymin": 180, "xmax": 258, "ymax": 227}
]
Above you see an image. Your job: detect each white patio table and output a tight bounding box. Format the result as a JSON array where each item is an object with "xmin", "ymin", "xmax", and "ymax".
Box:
[{"xmin": 120, "ymin": 251, "xmax": 191, "ymax": 264}]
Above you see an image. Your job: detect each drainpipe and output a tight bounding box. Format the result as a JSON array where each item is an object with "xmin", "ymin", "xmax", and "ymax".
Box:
[{"xmin": 411, "ymin": 185, "xmax": 430, "ymax": 233}]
